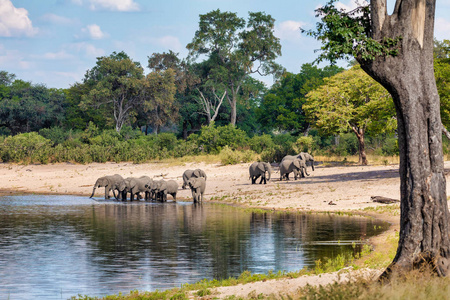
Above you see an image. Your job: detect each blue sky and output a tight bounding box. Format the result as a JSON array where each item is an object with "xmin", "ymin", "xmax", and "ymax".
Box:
[{"xmin": 1, "ymin": 0, "xmax": 449, "ymax": 89}]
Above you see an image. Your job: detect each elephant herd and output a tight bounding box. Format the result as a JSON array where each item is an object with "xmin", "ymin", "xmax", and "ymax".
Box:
[
  {"xmin": 249, "ymin": 152, "xmax": 315, "ymax": 184},
  {"xmin": 89, "ymin": 168, "xmax": 207, "ymax": 203}
]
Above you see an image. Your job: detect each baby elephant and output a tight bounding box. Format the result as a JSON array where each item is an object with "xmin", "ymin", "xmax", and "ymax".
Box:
[
  {"xmin": 187, "ymin": 177, "xmax": 206, "ymax": 203},
  {"xmin": 157, "ymin": 180, "xmax": 179, "ymax": 202}
]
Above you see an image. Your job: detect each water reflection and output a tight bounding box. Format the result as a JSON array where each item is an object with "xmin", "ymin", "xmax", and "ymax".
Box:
[{"xmin": 0, "ymin": 195, "xmax": 388, "ymax": 299}]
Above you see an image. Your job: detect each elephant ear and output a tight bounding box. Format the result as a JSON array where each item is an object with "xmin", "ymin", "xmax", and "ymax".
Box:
[
  {"xmin": 193, "ymin": 170, "xmax": 201, "ymax": 177},
  {"xmin": 293, "ymin": 159, "xmax": 301, "ymax": 168},
  {"xmin": 257, "ymin": 163, "xmax": 266, "ymax": 173}
]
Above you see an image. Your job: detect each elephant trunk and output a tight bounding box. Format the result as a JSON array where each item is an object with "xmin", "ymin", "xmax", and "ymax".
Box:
[
  {"xmin": 304, "ymin": 167, "xmax": 310, "ymax": 176},
  {"xmin": 267, "ymin": 168, "xmax": 271, "ymax": 181},
  {"xmin": 311, "ymin": 159, "xmax": 315, "ymax": 171},
  {"xmin": 89, "ymin": 187, "xmax": 96, "ymax": 198}
]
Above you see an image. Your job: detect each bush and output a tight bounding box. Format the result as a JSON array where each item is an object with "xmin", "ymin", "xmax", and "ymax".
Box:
[
  {"xmin": 39, "ymin": 126, "xmax": 69, "ymax": 145},
  {"xmin": 249, "ymin": 134, "xmax": 275, "ymax": 153},
  {"xmin": 0, "ymin": 132, "xmax": 53, "ymax": 164},
  {"xmin": 295, "ymin": 136, "xmax": 314, "ymax": 153},
  {"xmin": 333, "ymin": 133, "xmax": 358, "ymax": 156},
  {"xmin": 219, "ymin": 146, "xmax": 256, "ymax": 165},
  {"xmin": 197, "ymin": 123, "xmax": 249, "ymax": 153}
]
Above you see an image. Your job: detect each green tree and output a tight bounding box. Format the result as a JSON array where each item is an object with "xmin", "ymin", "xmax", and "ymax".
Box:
[
  {"xmin": 257, "ymin": 64, "xmax": 343, "ymax": 134},
  {"xmin": 141, "ymin": 69, "xmax": 177, "ymax": 134},
  {"xmin": 434, "ymin": 40, "xmax": 450, "ymax": 136},
  {"xmin": 187, "ymin": 9, "xmax": 282, "ymax": 125},
  {"xmin": 0, "ymin": 78, "xmax": 66, "ymax": 135},
  {"xmin": 80, "ymin": 51, "xmax": 145, "ymax": 132},
  {"xmin": 305, "ymin": 65, "xmax": 395, "ymax": 164},
  {"xmin": 305, "ymin": 0, "xmax": 450, "ymax": 276}
]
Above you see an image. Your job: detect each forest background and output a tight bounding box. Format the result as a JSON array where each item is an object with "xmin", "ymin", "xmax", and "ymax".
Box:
[{"xmin": 0, "ymin": 9, "xmax": 449, "ymax": 166}]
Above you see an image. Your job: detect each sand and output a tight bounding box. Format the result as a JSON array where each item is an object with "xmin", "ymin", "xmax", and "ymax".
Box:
[{"xmin": 2, "ymin": 160, "xmax": 449, "ymax": 298}]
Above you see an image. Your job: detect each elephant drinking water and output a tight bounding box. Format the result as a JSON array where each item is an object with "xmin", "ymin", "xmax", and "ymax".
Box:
[{"xmin": 89, "ymin": 174, "xmax": 124, "ymax": 199}]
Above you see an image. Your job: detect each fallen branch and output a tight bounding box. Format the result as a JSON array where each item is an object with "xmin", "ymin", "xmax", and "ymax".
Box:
[{"xmin": 371, "ymin": 196, "xmax": 400, "ymax": 204}]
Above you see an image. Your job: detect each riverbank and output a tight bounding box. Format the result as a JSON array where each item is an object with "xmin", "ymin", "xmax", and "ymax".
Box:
[{"xmin": 1, "ymin": 160, "xmax": 448, "ymax": 298}]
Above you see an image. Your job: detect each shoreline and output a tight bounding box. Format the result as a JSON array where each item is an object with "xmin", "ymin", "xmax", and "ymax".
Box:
[{"xmin": 1, "ymin": 160, "xmax": 441, "ymax": 298}]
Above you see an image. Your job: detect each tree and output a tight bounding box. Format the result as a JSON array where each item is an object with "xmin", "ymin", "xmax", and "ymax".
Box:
[
  {"xmin": 434, "ymin": 40, "xmax": 450, "ymax": 135},
  {"xmin": 80, "ymin": 51, "xmax": 145, "ymax": 132},
  {"xmin": 257, "ymin": 64, "xmax": 343, "ymax": 134},
  {"xmin": 187, "ymin": 9, "xmax": 282, "ymax": 125},
  {"xmin": 141, "ymin": 69, "xmax": 177, "ymax": 134},
  {"xmin": 305, "ymin": 65, "xmax": 395, "ymax": 165},
  {"xmin": 0, "ymin": 78, "xmax": 66, "ymax": 134},
  {"xmin": 305, "ymin": 0, "xmax": 450, "ymax": 276}
]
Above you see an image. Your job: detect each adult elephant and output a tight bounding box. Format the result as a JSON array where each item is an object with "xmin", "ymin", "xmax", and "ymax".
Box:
[
  {"xmin": 182, "ymin": 169, "xmax": 207, "ymax": 189},
  {"xmin": 282, "ymin": 152, "xmax": 315, "ymax": 172},
  {"xmin": 115, "ymin": 176, "xmax": 152, "ymax": 201},
  {"xmin": 279, "ymin": 159, "xmax": 309, "ymax": 181},
  {"xmin": 155, "ymin": 180, "xmax": 178, "ymax": 202},
  {"xmin": 89, "ymin": 174, "xmax": 124, "ymax": 199},
  {"xmin": 187, "ymin": 177, "xmax": 206, "ymax": 203},
  {"xmin": 249, "ymin": 162, "xmax": 272, "ymax": 184}
]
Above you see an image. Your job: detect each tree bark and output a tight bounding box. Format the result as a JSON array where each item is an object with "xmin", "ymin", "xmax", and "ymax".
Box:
[
  {"xmin": 352, "ymin": 126, "xmax": 368, "ymax": 165},
  {"xmin": 359, "ymin": 0, "xmax": 450, "ymax": 276}
]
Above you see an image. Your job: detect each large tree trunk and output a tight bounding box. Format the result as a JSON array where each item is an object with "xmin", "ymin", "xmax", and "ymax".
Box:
[{"xmin": 359, "ymin": 0, "xmax": 450, "ymax": 276}]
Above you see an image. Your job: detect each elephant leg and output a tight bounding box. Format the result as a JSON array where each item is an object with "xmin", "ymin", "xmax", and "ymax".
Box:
[
  {"xmin": 259, "ymin": 176, "xmax": 264, "ymax": 184},
  {"xmin": 104, "ymin": 187, "xmax": 109, "ymax": 199}
]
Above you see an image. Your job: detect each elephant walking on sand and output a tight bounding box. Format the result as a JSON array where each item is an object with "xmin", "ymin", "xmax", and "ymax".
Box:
[
  {"xmin": 249, "ymin": 162, "xmax": 272, "ymax": 184},
  {"xmin": 282, "ymin": 152, "xmax": 315, "ymax": 172},
  {"xmin": 279, "ymin": 159, "xmax": 309, "ymax": 181},
  {"xmin": 90, "ymin": 174, "xmax": 124, "ymax": 199},
  {"xmin": 182, "ymin": 169, "xmax": 207, "ymax": 189},
  {"xmin": 188, "ymin": 177, "xmax": 206, "ymax": 203}
]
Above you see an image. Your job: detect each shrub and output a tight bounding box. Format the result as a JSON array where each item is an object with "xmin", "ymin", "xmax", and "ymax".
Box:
[
  {"xmin": 249, "ymin": 134, "xmax": 275, "ymax": 153},
  {"xmin": 0, "ymin": 132, "xmax": 53, "ymax": 164},
  {"xmin": 197, "ymin": 123, "xmax": 249, "ymax": 153},
  {"xmin": 39, "ymin": 126, "xmax": 69, "ymax": 145},
  {"xmin": 154, "ymin": 133, "xmax": 178, "ymax": 152},
  {"xmin": 295, "ymin": 136, "xmax": 314, "ymax": 153}
]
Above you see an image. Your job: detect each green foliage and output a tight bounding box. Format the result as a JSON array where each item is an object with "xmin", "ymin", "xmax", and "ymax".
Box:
[
  {"xmin": 0, "ymin": 132, "xmax": 53, "ymax": 164},
  {"xmin": 302, "ymin": 0, "xmax": 401, "ymax": 64},
  {"xmin": 219, "ymin": 146, "xmax": 256, "ymax": 165},
  {"xmin": 197, "ymin": 123, "xmax": 249, "ymax": 153},
  {"xmin": 295, "ymin": 136, "xmax": 314, "ymax": 153},
  {"xmin": 249, "ymin": 134, "xmax": 275, "ymax": 153}
]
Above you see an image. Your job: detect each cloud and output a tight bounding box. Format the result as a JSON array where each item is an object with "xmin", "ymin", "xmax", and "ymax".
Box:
[
  {"xmin": 0, "ymin": 0, "xmax": 38, "ymax": 37},
  {"xmin": 0, "ymin": 44, "xmax": 33, "ymax": 70},
  {"xmin": 275, "ymin": 21, "xmax": 305, "ymax": 42},
  {"xmin": 82, "ymin": 24, "xmax": 108, "ymax": 39},
  {"xmin": 72, "ymin": 0, "xmax": 140, "ymax": 11},
  {"xmin": 435, "ymin": 18, "xmax": 450, "ymax": 40},
  {"xmin": 41, "ymin": 50, "xmax": 74, "ymax": 60},
  {"xmin": 155, "ymin": 36, "xmax": 183, "ymax": 52},
  {"xmin": 41, "ymin": 13, "xmax": 76, "ymax": 25},
  {"xmin": 71, "ymin": 42, "xmax": 105, "ymax": 57}
]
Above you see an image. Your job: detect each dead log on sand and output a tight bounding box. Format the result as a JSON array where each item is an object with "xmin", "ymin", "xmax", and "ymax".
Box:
[{"xmin": 371, "ymin": 196, "xmax": 400, "ymax": 204}]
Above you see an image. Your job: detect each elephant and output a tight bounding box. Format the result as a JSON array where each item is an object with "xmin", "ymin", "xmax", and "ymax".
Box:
[
  {"xmin": 249, "ymin": 162, "xmax": 272, "ymax": 184},
  {"xmin": 115, "ymin": 176, "xmax": 152, "ymax": 201},
  {"xmin": 182, "ymin": 169, "xmax": 207, "ymax": 189},
  {"xmin": 154, "ymin": 179, "xmax": 178, "ymax": 202},
  {"xmin": 187, "ymin": 177, "xmax": 206, "ymax": 203},
  {"xmin": 89, "ymin": 174, "xmax": 124, "ymax": 199},
  {"xmin": 282, "ymin": 152, "xmax": 315, "ymax": 172},
  {"xmin": 279, "ymin": 159, "xmax": 309, "ymax": 181}
]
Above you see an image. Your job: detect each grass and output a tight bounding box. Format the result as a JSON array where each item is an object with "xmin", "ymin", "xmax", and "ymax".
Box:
[{"xmin": 315, "ymin": 154, "xmax": 400, "ymax": 166}]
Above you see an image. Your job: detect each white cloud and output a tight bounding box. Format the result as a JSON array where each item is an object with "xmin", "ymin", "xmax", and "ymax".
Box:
[
  {"xmin": 82, "ymin": 24, "xmax": 108, "ymax": 39},
  {"xmin": 71, "ymin": 42, "xmax": 105, "ymax": 57},
  {"xmin": 435, "ymin": 18, "xmax": 450, "ymax": 40},
  {"xmin": 0, "ymin": 44, "xmax": 33, "ymax": 69},
  {"xmin": 155, "ymin": 36, "xmax": 182, "ymax": 52},
  {"xmin": 275, "ymin": 21, "xmax": 305, "ymax": 42},
  {"xmin": 41, "ymin": 13, "xmax": 76, "ymax": 25},
  {"xmin": 0, "ymin": 0, "xmax": 38, "ymax": 37},
  {"xmin": 42, "ymin": 51, "xmax": 74, "ymax": 60},
  {"xmin": 73, "ymin": 0, "xmax": 140, "ymax": 11}
]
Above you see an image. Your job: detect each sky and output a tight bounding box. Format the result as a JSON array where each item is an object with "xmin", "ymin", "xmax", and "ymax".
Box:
[{"xmin": 1, "ymin": 0, "xmax": 450, "ymax": 89}]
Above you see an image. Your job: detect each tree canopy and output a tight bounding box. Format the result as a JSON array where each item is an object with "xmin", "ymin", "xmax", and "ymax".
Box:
[
  {"xmin": 187, "ymin": 9, "xmax": 282, "ymax": 126},
  {"xmin": 304, "ymin": 65, "xmax": 395, "ymax": 164}
]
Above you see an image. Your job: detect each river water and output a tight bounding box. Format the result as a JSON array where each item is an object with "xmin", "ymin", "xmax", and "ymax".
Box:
[{"xmin": 0, "ymin": 195, "xmax": 388, "ymax": 299}]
